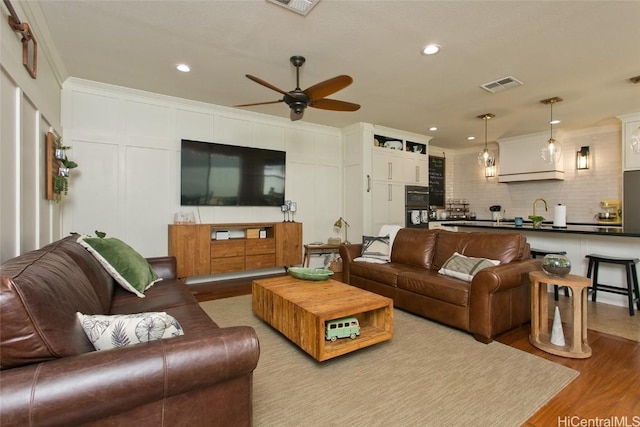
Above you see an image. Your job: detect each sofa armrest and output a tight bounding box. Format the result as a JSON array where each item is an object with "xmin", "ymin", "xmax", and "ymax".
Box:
[
  {"xmin": 0, "ymin": 326, "xmax": 259, "ymax": 427},
  {"xmin": 468, "ymin": 259, "xmax": 541, "ymax": 342},
  {"xmin": 147, "ymin": 256, "xmax": 177, "ymax": 280},
  {"xmin": 338, "ymin": 244, "xmax": 363, "ymax": 284},
  {"xmin": 471, "ymin": 259, "xmax": 541, "ymax": 295}
]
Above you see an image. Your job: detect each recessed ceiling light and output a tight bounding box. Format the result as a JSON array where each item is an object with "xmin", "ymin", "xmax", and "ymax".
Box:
[
  {"xmin": 421, "ymin": 44, "xmax": 441, "ymax": 55},
  {"xmin": 467, "ymin": 136, "xmax": 476, "ymax": 141},
  {"xmin": 176, "ymin": 64, "xmax": 191, "ymax": 72},
  {"xmin": 550, "ymin": 120, "xmax": 561, "ymax": 125},
  {"xmin": 429, "ymin": 126, "xmax": 438, "ymax": 131}
]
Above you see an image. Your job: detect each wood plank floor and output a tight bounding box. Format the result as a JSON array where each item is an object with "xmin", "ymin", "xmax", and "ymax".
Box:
[{"xmin": 191, "ymin": 277, "xmax": 640, "ymax": 424}]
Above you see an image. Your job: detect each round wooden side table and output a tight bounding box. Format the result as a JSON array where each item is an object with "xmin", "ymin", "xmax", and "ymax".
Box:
[{"xmin": 529, "ymin": 270, "xmax": 592, "ymax": 359}]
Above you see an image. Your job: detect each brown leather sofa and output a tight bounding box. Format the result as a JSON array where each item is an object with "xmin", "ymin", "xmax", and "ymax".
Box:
[
  {"xmin": 340, "ymin": 228, "xmax": 540, "ymax": 343},
  {"xmin": 0, "ymin": 235, "xmax": 259, "ymax": 427}
]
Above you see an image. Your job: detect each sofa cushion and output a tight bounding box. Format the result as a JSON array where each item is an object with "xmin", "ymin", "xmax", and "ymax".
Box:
[
  {"xmin": 462, "ymin": 232, "xmax": 527, "ymax": 264},
  {"xmin": 77, "ymin": 312, "xmax": 184, "ymax": 351},
  {"xmin": 349, "ymin": 262, "xmax": 409, "ymax": 287},
  {"xmin": 432, "ymin": 230, "xmax": 471, "ymax": 270},
  {"xmin": 438, "ymin": 252, "xmax": 500, "ymax": 282},
  {"xmin": 78, "ymin": 236, "xmax": 161, "ymax": 298},
  {"xmin": 0, "ymin": 240, "xmax": 103, "ymax": 369},
  {"xmin": 397, "ymin": 270, "xmax": 471, "ymax": 307},
  {"xmin": 390, "ymin": 228, "xmax": 438, "ymax": 268},
  {"xmin": 110, "ymin": 279, "xmax": 200, "ymax": 313}
]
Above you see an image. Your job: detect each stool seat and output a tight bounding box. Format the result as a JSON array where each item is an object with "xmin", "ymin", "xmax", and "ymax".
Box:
[
  {"xmin": 531, "ymin": 249, "xmax": 569, "ymax": 300},
  {"xmin": 586, "ymin": 254, "xmax": 640, "ymax": 316},
  {"xmin": 585, "ymin": 254, "xmax": 640, "ymax": 264}
]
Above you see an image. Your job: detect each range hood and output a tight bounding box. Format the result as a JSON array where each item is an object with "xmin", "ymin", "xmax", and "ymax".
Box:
[{"xmin": 498, "ymin": 132, "xmax": 564, "ymax": 182}]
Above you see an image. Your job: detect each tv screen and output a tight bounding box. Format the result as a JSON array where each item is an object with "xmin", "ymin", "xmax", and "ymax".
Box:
[{"xmin": 180, "ymin": 140, "xmax": 286, "ymax": 207}]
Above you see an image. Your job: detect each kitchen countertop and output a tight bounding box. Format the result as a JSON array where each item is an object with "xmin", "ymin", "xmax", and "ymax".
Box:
[{"xmin": 440, "ymin": 220, "xmax": 640, "ymax": 238}]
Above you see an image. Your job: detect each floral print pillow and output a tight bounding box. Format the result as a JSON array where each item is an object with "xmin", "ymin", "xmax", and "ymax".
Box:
[{"xmin": 77, "ymin": 312, "xmax": 184, "ymax": 351}]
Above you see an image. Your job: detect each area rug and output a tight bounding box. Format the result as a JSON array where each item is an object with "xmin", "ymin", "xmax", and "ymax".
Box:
[{"xmin": 200, "ymin": 296, "xmax": 579, "ymax": 426}]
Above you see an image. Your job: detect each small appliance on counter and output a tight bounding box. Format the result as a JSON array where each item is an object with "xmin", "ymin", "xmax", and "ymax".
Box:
[
  {"xmin": 489, "ymin": 205, "xmax": 502, "ymax": 221},
  {"xmin": 405, "ymin": 185, "xmax": 429, "ymax": 228},
  {"xmin": 597, "ymin": 200, "xmax": 622, "ymax": 225}
]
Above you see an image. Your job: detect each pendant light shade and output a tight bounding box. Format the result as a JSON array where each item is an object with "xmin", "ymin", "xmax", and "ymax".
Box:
[
  {"xmin": 477, "ymin": 113, "xmax": 495, "ymax": 168},
  {"xmin": 540, "ymin": 97, "xmax": 563, "ymax": 164}
]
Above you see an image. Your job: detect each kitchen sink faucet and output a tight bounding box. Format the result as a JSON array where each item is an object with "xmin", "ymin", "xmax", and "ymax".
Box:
[{"xmin": 533, "ymin": 198, "xmax": 548, "ymax": 218}]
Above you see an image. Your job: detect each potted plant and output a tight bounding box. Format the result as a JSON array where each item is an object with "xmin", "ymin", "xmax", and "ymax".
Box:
[
  {"xmin": 528, "ymin": 215, "xmax": 545, "ymax": 229},
  {"xmin": 53, "ymin": 138, "xmax": 78, "ymax": 202}
]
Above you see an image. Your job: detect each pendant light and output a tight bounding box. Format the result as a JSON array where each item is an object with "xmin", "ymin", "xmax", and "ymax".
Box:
[
  {"xmin": 477, "ymin": 113, "xmax": 495, "ymax": 169},
  {"xmin": 540, "ymin": 97, "xmax": 563, "ymax": 164}
]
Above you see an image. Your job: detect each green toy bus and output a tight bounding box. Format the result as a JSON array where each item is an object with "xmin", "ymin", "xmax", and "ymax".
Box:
[{"xmin": 325, "ymin": 316, "xmax": 360, "ymax": 341}]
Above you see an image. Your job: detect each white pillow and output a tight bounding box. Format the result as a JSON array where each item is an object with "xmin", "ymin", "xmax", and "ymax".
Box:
[
  {"xmin": 438, "ymin": 252, "xmax": 500, "ymax": 282},
  {"xmin": 360, "ymin": 235, "xmax": 391, "ymax": 262},
  {"xmin": 77, "ymin": 312, "xmax": 184, "ymax": 351},
  {"xmin": 354, "ymin": 256, "xmax": 389, "ymax": 264},
  {"xmin": 378, "ymin": 224, "xmax": 402, "ymax": 250}
]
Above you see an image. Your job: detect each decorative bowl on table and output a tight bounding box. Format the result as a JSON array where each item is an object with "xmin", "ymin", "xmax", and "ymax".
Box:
[
  {"xmin": 541, "ymin": 254, "xmax": 571, "ymax": 277},
  {"xmin": 288, "ymin": 267, "xmax": 334, "ymax": 281}
]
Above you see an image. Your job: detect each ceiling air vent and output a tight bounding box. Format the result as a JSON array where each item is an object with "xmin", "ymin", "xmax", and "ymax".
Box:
[
  {"xmin": 267, "ymin": 0, "xmax": 320, "ymax": 16},
  {"xmin": 480, "ymin": 76, "xmax": 523, "ymax": 93}
]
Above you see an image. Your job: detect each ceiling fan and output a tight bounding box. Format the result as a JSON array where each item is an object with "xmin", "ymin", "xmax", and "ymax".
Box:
[{"xmin": 234, "ymin": 55, "xmax": 360, "ymax": 121}]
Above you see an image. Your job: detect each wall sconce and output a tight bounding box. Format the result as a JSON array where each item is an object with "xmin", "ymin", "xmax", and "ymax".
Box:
[
  {"xmin": 576, "ymin": 146, "xmax": 590, "ymax": 170},
  {"xmin": 333, "ymin": 217, "xmax": 350, "ymax": 244}
]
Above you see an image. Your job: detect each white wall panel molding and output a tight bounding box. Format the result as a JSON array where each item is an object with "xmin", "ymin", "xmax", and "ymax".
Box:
[{"xmin": 61, "ymin": 78, "xmax": 345, "ymax": 255}]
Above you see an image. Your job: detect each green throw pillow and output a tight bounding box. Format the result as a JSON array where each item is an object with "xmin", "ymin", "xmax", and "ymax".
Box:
[
  {"xmin": 78, "ymin": 236, "xmax": 161, "ymax": 297},
  {"xmin": 438, "ymin": 252, "xmax": 500, "ymax": 282}
]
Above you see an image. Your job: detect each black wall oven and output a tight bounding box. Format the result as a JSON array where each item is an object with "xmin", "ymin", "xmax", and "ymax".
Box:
[{"xmin": 405, "ymin": 185, "xmax": 429, "ymax": 228}]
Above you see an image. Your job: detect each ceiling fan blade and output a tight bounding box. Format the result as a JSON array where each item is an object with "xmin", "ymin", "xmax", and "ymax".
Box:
[
  {"xmin": 304, "ymin": 75, "xmax": 353, "ymax": 100},
  {"xmin": 246, "ymin": 75, "xmax": 290, "ymax": 97},
  {"xmin": 233, "ymin": 100, "xmax": 284, "ymax": 107},
  {"xmin": 310, "ymin": 98, "xmax": 361, "ymax": 112},
  {"xmin": 290, "ymin": 109, "xmax": 304, "ymax": 121}
]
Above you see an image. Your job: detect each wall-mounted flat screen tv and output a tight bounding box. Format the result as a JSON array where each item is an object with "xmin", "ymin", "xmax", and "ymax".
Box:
[{"xmin": 181, "ymin": 139, "xmax": 286, "ymax": 207}]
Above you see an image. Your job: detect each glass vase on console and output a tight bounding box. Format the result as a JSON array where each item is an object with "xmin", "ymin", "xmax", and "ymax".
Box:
[{"xmin": 542, "ymin": 254, "xmax": 571, "ymax": 277}]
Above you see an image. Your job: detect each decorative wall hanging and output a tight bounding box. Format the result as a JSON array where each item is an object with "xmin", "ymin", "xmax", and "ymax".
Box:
[
  {"xmin": 4, "ymin": 0, "xmax": 37, "ymax": 78},
  {"xmin": 45, "ymin": 132, "xmax": 78, "ymax": 202}
]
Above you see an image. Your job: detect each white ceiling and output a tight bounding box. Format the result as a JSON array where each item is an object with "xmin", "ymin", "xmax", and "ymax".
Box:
[{"xmin": 30, "ymin": 0, "xmax": 640, "ymax": 149}]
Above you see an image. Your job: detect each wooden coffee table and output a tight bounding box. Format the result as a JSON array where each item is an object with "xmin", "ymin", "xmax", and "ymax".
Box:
[{"xmin": 252, "ymin": 275, "xmax": 393, "ymax": 361}]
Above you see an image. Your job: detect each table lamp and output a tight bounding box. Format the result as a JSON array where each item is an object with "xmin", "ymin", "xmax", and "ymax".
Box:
[{"xmin": 333, "ymin": 217, "xmax": 350, "ymax": 245}]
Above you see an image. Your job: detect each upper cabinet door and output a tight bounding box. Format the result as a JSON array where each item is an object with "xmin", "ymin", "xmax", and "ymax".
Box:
[
  {"xmin": 404, "ymin": 157, "xmax": 428, "ymax": 185},
  {"xmin": 372, "ymin": 149, "xmax": 404, "ymax": 182}
]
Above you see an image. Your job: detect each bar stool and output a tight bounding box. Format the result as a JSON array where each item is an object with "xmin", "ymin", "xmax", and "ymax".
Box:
[
  {"xmin": 531, "ymin": 248, "xmax": 569, "ymax": 300},
  {"xmin": 585, "ymin": 254, "xmax": 640, "ymax": 316}
]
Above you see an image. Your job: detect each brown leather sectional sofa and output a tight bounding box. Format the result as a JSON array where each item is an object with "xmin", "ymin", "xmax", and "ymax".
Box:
[
  {"xmin": 0, "ymin": 235, "xmax": 259, "ymax": 427},
  {"xmin": 340, "ymin": 228, "xmax": 540, "ymax": 343}
]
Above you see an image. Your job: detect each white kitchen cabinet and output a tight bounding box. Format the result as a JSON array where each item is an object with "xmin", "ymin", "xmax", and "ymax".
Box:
[
  {"xmin": 342, "ymin": 123, "xmax": 431, "ymax": 238},
  {"xmin": 371, "ymin": 182, "xmax": 405, "ymax": 233},
  {"xmin": 404, "ymin": 155, "xmax": 429, "ymax": 185},
  {"xmin": 619, "ymin": 113, "xmax": 640, "ymax": 171},
  {"xmin": 372, "ymin": 149, "xmax": 404, "ymax": 182}
]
